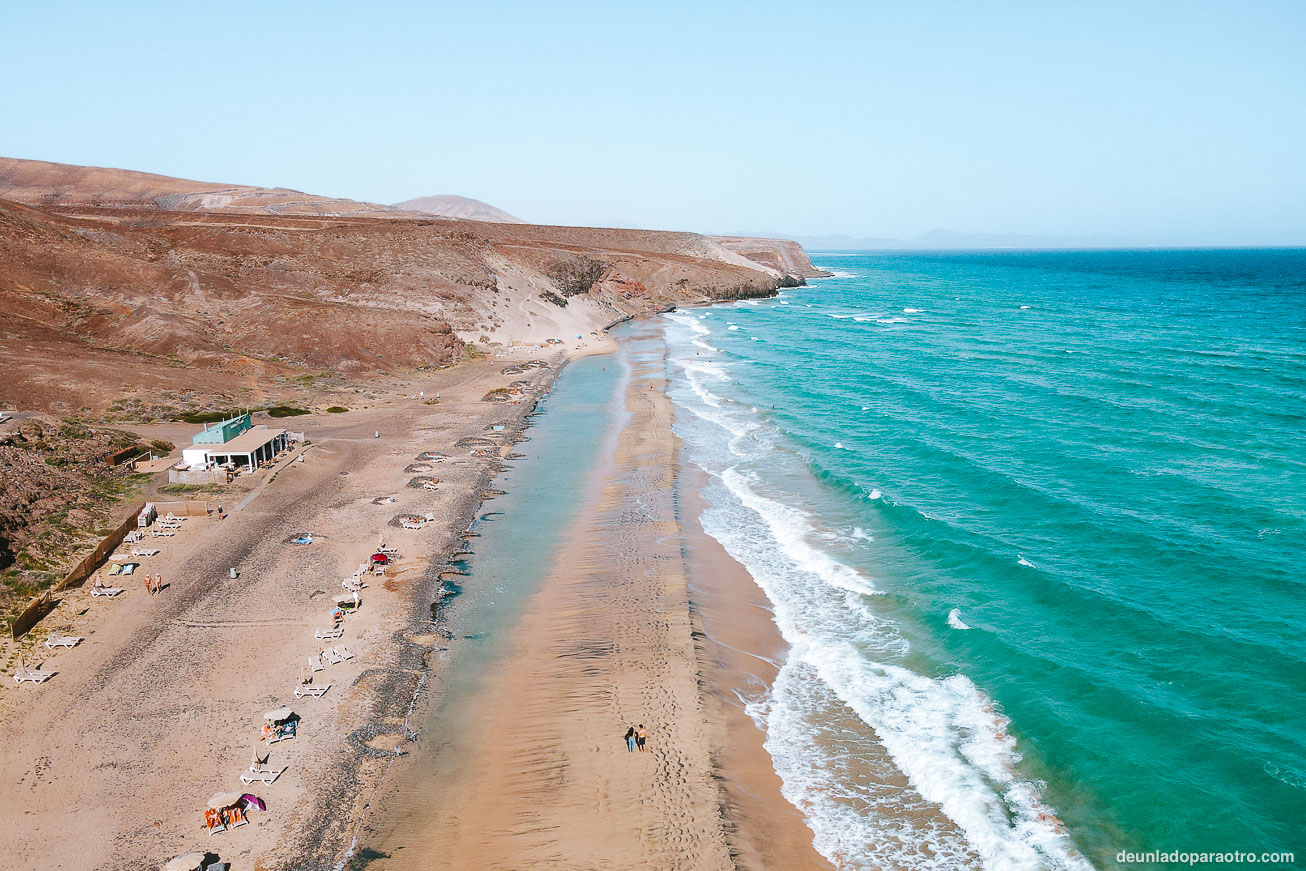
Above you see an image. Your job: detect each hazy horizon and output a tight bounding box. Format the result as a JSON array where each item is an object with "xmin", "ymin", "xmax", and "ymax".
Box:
[{"xmin": 3, "ymin": 1, "xmax": 1304, "ymax": 245}]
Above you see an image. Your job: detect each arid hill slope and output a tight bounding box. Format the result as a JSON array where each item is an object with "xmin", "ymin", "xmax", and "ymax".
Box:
[
  {"xmin": 0, "ymin": 159, "xmax": 825, "ymax": 417},
  {"xmin": 0, "ymin": 156, "xmax": 417, "ymax": 218},
  {"xmin": 395, "ymin": 194, "xmax": 523, "ymax": 223}
]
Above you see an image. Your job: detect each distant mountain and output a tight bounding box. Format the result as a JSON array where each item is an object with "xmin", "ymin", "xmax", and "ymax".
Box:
[
  {"xmin": 736, "ymin": 229, "xmax": 1138, "ymax": 251},
  {"xmin": 394, "ymin": 194, "xmax": 522, "ymax": 223}
]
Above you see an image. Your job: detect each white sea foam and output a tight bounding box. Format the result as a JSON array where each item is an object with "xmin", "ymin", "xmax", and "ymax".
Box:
[
  {"xmin": 1017, "ymin": 555, "xmax": 1036, "ymax": 568},
  {"xmin": 948, "ymin": 608, "xmax": 972, "ymax": 630},
  {"xmin": 877, "ymin": 317, "xmax": 908, "ymax": 324},
  {"xmin": 729, "ymin": 325, "xmax": 741, "ymax": 331},
  {"xmin": 868, "ymin": 488, "xmax": 883, "ymax": 500},
  {"xmin": 904, "ymin": 307, "xmax": 923, "ymax": 313},
  {"xmin": 1020, "ymin": 305, "xmax": 1032, "ymax": 310},
  {"xmin": 664, "ymin": 316, "xmax": 1090, "ymax": 871},
  {"xmin": 705, "ymin": 470, "xmax": 1092, "ymax": 871}
]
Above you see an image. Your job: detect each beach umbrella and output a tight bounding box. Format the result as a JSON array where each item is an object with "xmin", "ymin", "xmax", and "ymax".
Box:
[
  {"xmin": 206, "ymin": 791, "xmax": 244, "ymax": 810},
  {"xmin": 163, "ymin": 853, "xmax": 207, "ymax": 871},
  {"xmin": 370, "ymin": 553, "xmax": 388, "ymax": 564},
  {"xmin": 264, "ymin": 706, "xmax": 294, "ymax": 722},
  {"xmin": 240, "ymin": 793, "xmax": 266, "ymax": 811}
]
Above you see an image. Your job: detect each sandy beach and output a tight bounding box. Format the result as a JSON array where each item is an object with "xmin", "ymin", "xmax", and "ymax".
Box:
[
  {"xmin": 0, "ymin": 317, "xmax": 828, "ymax": 870},
  {"xmin": 0, "ymin": 347, "xmax": 574, "ymax": 870},
  {"xmin": 360, "ymin": 320, "xmax": 827, "ymax": 870}
]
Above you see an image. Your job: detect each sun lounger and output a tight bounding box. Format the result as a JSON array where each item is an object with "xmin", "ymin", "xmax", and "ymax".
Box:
[
  {"xmin": 118, "ymin": 563, "xmax": 138, "ymax": 575},
  {"xmin": 322, "ymin": 648, "xmax": 344, "ymax": 665},
  {"xmin": 91, "ymin": 584, "xmax": 124, "ymax": 597},
  {"xmin": 240, "ymin": 766, "xmax": 286, "ymax": 785},
  {"xmin": 124, "ymin": 530, "xmax": 142, "ymax": 543},
  {"xmin": 308, "ymin": 655, "xmax": 323, "ymax": 673},
  {"xmin": 401, "ymin": 519, "xmax": 424, "ymax": 529},
  {"xmin": 131, "ymin": 547, "xmax": 160, "ymax": 557},
  {"xmin": 295, "ymin": 683, "xmax": 330, "ymax": 698},
  {"xmin": 13, "ymin": 665, "xmax": 55, "ymax": 684},
  {"xmin": 164, "ymin": 513, "xmax": 185, "ymax": 522},
  {"xmin": 372, "ymin": 564, "xmax": 386, "ymax": 576},
  {"xmin": 108, "ymin": 552, "xmax": 132, "ymax": 562},
  {"xmin": 342, "ymin": 579, "xmax": 364, "ymax": 593},
  {"xmin": 334, "ymin": 646, "xmax": 354, "ymax": 661},
  {"xmin": 45, "ymin": 631, "xmax": 83, "ymax": 648},
  {"xmin": 151, "ymin": 529, "xmax": 175, "ymax": 538},
  {"xmin": 315, "ymin": 626, "xmax": 343, "ymax": 640}
]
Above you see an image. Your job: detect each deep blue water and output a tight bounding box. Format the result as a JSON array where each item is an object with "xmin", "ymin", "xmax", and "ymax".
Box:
[{"xmin": 663, "ymin": 249, "xmax": 1306, "ymax": 870}]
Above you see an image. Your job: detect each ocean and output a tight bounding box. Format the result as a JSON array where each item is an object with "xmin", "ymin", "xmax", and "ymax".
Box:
[{"xmin": 662, "ymin": 250, "xmax": 1306, "ymax": 870}]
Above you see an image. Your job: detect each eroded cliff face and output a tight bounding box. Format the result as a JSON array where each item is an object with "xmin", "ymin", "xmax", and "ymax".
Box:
[{"xmin": 709, "ymin": 235, "xmax": 833, "ymax": 280}]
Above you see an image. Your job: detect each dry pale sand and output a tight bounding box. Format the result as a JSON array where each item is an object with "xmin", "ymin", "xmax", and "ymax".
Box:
[
  {"xmin": 363, "ymin": 323, "xmax": 829, "ymax": 870},
  {"xmin": 0, "ymin": 349, "xmax": 566, "ymax": 871}
]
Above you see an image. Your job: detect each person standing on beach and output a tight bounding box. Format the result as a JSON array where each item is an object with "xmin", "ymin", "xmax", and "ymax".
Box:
[
  {"xmin": 636, "ymin": 724, "xmax": 647, "ymax": 752},
  {"xmin": 624, "ymin": 725, "xmax": 636, "ymax": 752}
]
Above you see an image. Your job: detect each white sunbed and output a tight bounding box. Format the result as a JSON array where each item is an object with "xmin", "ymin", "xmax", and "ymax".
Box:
[
  {"xmin": 45, "ymin": 632, "xmax": 83, "ymax": 649},
  {"xmin": 107, "ymin": 552, "xmax": 132, "ymax": 562},
  {"xmin": 13, "ymin": 665, "xmax": 55, "ymax": 685},
  {"xmin": 342, "ymin": 578, "xmax": 364, "ymax": 592},
  {"xmin": 400, "ymin": 520, "xmax": 424, "ymax": 530},
  {"xmin": 131, "ymin": 547, "xmax": 160, "ymax": 557},
  {"xmin": 295, "ymin": 683, "xmax": 330, "ymax": 698},
  {"xmin": 333, "ymin": 646, "xmax": 355, "ymax": 661},
  {"xmin": 371, "ymin": 564, "xmax": 386, "ymax": 576},
  {"xmin": 90, "ymin": 584, "xmax": 125, "ymax": 597},
  {"xmin": 308, "ymin": 655, "xmax": 323, "ymax": 673},
  {"xmin": 315, "ymin": 626, "xmax": 343, "ymax": 640},
  {"xmin": 322, "ymin": 648, "xmax": 345, "ymax": 665},
  {"xmin": 241, "ymin": 766, "xmax": 286, "ymax": 785},
  {"xmin": 151, "ymin": 529, "xmax": 175, "ymax": 538}
]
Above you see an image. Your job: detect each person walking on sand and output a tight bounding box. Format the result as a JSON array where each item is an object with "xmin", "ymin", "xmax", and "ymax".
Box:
[
  {"xmin": 637, "ymin": 724, "xmax": 648, "ymax": 752},
  {"xmin": 624, "ymin": 725, "xmax": 636, "ymax": 753}
]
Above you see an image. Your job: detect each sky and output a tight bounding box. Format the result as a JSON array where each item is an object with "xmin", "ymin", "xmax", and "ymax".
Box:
[{"xmin": 3, "ymin": 1, "xmax": 1304, "ymax": 244}]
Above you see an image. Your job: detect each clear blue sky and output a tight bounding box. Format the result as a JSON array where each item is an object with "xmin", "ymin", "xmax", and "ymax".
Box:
[{"xmin": 3, "ymin": 1, "xmax": 1304, "ymax": 244}]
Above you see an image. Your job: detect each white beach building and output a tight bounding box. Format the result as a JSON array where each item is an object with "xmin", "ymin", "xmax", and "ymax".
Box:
[{"xmin": 181, "ymin": 413, "xmax": 289, "ymax": 471}]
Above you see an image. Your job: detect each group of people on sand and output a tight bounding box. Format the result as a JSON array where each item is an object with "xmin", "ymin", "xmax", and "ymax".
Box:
[
  {"xmin": 142, "ymin": 574, "xmax": 164, "ymax": 595},
  {"xmin": 623, "ymin": 724, "xmax": 648, "ymax": 753}
]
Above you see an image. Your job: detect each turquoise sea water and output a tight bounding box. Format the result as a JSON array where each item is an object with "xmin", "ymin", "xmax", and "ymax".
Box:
[{"xmin": 663, "ymin": 250, "xmax": 1305, "ymax": 870}]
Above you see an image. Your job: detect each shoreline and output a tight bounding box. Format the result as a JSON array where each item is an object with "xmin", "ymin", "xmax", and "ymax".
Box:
[
  {"xmin": 358, "ymin": 316, "xmax": 827, "ymax": 869},
  {"xmin": 681, "ymin": 461, "xmax": 835, "ymax": 871}
]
